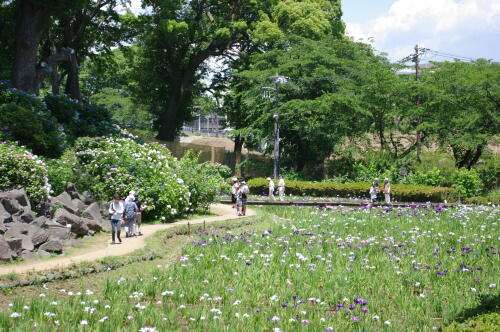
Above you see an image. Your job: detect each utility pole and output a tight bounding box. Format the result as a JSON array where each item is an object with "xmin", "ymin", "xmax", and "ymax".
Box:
[
  {"xmin": 264, "ymin": 75, "xmax": 287, "ymax": 179},
  {"xmin": 412, "ymin": 44, "xmax": 427, "ymax": 159}
]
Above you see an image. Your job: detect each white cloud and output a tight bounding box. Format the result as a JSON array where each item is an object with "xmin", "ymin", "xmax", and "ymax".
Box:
[{"xmin": 346, "ymin": 0, "xmax": 500, "ymax": 61}]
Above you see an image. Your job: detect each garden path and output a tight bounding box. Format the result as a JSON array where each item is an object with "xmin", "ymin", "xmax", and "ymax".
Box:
[{"xmin": 0, "ymin": 204, "xmax": 255, "ymax": 276}]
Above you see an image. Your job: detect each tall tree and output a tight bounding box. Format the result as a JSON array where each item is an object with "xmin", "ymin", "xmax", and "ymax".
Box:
[
  {"xmin": 10, "ymin": 0, "xmax": 84, "ymax": 94},
  {"xmin": 129, "ymin": 1, "xmax": 261, "ymax": 140},
  {"xmin": 221, "ymin": 0, "xmax": 344, "ymax": 170},
  {"xmin": 235, "ymin": 37, "xmax": 377, "ymax": 173},
  {"xmin": 420, "ymin": 60, "xmax": 500, "ymax": 168}
]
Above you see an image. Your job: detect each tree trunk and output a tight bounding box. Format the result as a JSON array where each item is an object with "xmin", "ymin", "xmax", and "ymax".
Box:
[
  {"xmin": 11, "ymin": 0, "xmax": 46, "ymax": 94},
  {"xmin": 65, "ymin": 52, "xmax": 81, "ymax": 100},
  {"xmin": 234, "ymin": 135, "xmax": 244, "ymax": 177}
]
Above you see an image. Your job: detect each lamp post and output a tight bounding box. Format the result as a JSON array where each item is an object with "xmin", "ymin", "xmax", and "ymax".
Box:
[{"xmin": 264, "ymin": 75, "xmax": 287, "ymax": 178}]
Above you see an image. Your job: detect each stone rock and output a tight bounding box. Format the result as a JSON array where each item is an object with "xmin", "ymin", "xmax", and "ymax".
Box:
[
  {"xmin": 12, "ymin": 211, "xmax": 34, "ymax": 224},
  {"xmin": 0, "ymin": 220, "xmax": 6, "ymax": 234},
  {"xmin": 0, "ymin": 237, "xmax": 13, "ymax": 262},
  {"xmin": 31, "ymin": 216, "xmax": 50, "ymax": 228},
  {"xmin": 65, "ymin": 183, "xmax": 80, "ymax": 200},
  {"xmin": 81, "ymin": 191, "xmax": 95, "ymax": 205},
  {"xmin": 6, "ymin": 237, "xmax": 22, "ymax": 255},
  {"xmin": 37, "ymin": 249, "xmax": 51, "ymax": 257},
  {"xmin": 49, "ymin": 192, "xmax": 78, "ymax": 214},
  {"xmin": 4, "ymin": 223, "xmax": 35, "ymax": 251},
  {"xmin": 81, "ymin": 217, "xmax": 103, "ymax": 233},
  {"xmin": 0, "ymin": 203, "xmax": 12, "ymax": 225},
  {"xmin": 54, "ymin": 209, "xmax": 89, "ymax": 236},
  {"xmin": 82, "ymin": 202, "xmax": 102, "ymax": 221},
  {"xmin": 1, "ymin": 197, "xmax": 24, "ymax": 215},
  {"xmin": 21, "ymin": 250, "xmax": 39, "ymax": 260},
  {"xmin": 4, "ymin": 222, "xmax": 48, "ymax": 247},
  {"xmin": 72, "ymin": 198, "xmax": 86, "ymax": 212},
  {"xmin": 45, "ymin": 224, "xmax": 71, "ymax": 241},
  {"xmin": 82, "ymin": 203, "xmax": 109, "ymax": 232},
  {"xmin": 39, "ymin": 240, "xmax": 63, "ymax": 253},
  {"xmin": 0, "ymin": 188, "xmax": 31, "ymax": 211}
]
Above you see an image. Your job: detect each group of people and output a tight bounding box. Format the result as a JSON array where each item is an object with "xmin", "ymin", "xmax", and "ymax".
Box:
[
  {"xmin": 230, "ymin": 179, "xmax": 250, "ymax": 216},
  {"xmin": 108, "ymin": 191, "xmax": 147, "ymax": 244},
  {"xmin": 267, "ymin": 175, "xmax": 286, "ymax": 201},
  {"xmin": 369, "ymin": 177, "xmax": 391, "ymax": 203}
]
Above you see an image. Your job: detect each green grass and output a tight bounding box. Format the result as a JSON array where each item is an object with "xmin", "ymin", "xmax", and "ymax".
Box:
[{"xmin": 0, "ymin": 206, "xmax": 498, "ymax": 331}]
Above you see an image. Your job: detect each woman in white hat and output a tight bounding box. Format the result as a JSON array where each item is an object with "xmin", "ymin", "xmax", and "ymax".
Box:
[
  {"xmin": 267, "ymin": 177, "xmax": 275, "ymax": 201},
  {"xmin": 383, "ymin": 178, "xmax": 391, "ymax": 204}
]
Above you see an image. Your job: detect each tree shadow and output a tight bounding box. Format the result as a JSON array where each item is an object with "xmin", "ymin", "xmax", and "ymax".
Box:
[{"xmin": 453, "ymin": 294, "xmax": 500, "ymax": 323}]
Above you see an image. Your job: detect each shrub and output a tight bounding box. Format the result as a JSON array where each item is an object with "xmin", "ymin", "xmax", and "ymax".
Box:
[
  {"xmin": 452, "ymin": 168, "xmax": 483, "ymax": 198},
  {"xmin": 0, "ymin": 141, "xmax": 50, "ymax": 202},
  {"xmin": 45, "ymin": 150, "xmax": 78, "ymax": 196},
  {"xmin": 177, "ymin": 151, "xmax": 229, "ymax": 210},
  {"xmin": 73, "ymin": 137, "xmax": 222, "ymax": 220},
  {"xmin": 403, "ymin": 168, "xmax": 446, "ymax": 187},
  {"xmin": 0, "ymin": 81, "xmax": 118, "ymax": 157},
  {"xmin": 44, "ymin": 94, "xmax": 118, "ymax": 144},
  {"xmin": 477, "ymin": 156, "xmax": 499, "ymax": 191},
  {"xmin": 464, "ymin": 195, "xmax": 500, "ymax": 205},
  {"xmin": 443, "ymin": 312, "xmax": 500, "ymax": 332},
  {"xmin": 0, "ymin": 102, "xmax": 64, "ymax": 158},
  {"xmin": 247, "ymin": 178, "xmax": 459, "ymax": 203}
]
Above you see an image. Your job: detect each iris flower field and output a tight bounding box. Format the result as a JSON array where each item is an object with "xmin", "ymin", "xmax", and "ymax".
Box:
[{"xmin": 1, "ymin": 205, "xmax": 498, "ymax": 331}]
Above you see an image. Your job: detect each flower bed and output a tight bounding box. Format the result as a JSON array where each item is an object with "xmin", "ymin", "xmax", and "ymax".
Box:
[
  {"xmin": 0, "ymin": 142, "xmax": 51, "ymax": 202},
  {"xmin": 73, "ymin": 137, "xmax": 226, "ymax": 220}
]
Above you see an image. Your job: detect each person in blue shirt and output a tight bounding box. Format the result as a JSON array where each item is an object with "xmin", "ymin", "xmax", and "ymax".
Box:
[{"xmin": 123, "ymin": 196, "xmax": 138, "ymax": 237}]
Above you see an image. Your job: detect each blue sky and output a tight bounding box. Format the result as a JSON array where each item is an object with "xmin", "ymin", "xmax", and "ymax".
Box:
[{"xmin": 342, "ymin": 0, "xmax": 500, "ymax": 62}]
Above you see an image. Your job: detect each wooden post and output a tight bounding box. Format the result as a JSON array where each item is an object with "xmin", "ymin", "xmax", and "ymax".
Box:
[
  {"xmin": 188, "ymin": 222, "xmax": 191, "ymax": 236},
  {"xmin": 211, "ymin": 146, "xmax": 215, "ymax": 163},
  {"xmin": 203, "ymin": 220, "xmax": 206, "ymax": 231}
]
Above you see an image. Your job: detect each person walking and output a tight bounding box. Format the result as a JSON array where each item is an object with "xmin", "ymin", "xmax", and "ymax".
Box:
[
  {"xmin": 369, "ymin": 178, "xmax": 380, "ymax": 203},
  {"xmin": 231, "ymin": 178, "xmax": 240, "ymax": 208},
  {"xmin": 134, "ymin": 193, "xmax": 146, "ymax": 236},
  {"xmin": 267, "ymin": 177, "xmax": 276, "ymax": 201},
  {"xmin": 108, "ymin": 194, "xmax": 124, "ymax": 244},
  {"xmin": 237, "ymin": 180, "xmax": 250, "ymax": 216},
  {"xmin": 123, "ymin": 196, "xmax": 138, "ymax": 237},
  {"xmin": 383, "ymin": 178, "xmax": 391, "ymax": 204},
  {"xmin": 125, "ymin": 190, "xmax": 136, "ymax": 203},
  {"xmin": 278, "ymin": 175, "xmax": 285, "ymax": 201}
]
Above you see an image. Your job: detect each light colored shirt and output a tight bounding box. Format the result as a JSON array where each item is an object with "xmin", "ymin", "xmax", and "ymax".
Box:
[
  {"xmin": 269, "ymin": 180, "xmax": 275, "ymax": 190},
  {"xmin": 278, "ymin": 179, "xmax": 285, "ymax": 188},
  {"xmin": 109, "ymin": 201, "xmax": 124, "ymax": 220}
]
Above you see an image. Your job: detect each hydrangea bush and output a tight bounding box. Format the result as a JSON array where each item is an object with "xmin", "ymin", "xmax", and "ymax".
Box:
[
  {"xmin": 73, "ymin": 137, "xmax": 224, "ymax": 220},
  {"xmin": 0, "ymin": 141, "xmax": 51, "ymax": 202}
]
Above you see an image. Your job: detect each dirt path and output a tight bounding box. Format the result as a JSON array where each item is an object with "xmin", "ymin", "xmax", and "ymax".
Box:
[{"xmin": 0, "ymin": 204, "xmax": 255, "ymax": 276}]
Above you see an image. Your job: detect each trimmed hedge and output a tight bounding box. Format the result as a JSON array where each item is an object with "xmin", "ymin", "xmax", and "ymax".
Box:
[
  {"xmin": 247, "ymin": 178, "xmax": 459, "ymax": 203},
  {"xmin": 464, "ymin": 196, "xmax": 500, "ymax": 205}
]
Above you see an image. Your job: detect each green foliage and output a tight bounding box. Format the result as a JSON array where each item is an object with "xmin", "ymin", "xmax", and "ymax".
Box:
[
  {"xmin": 73, "ymin": 136, "xmax": 190, "ymax": 220},
  {"xmin": 247, "ymin": 178, "xmax": 459, "ymax": 202},
  {"xmin": 464, "ymin": 195, "xmax": 500, "ymax": 205},
  {"xmin": 404, "ymin": 168, "xmax": 446, "ymax": 187},
  {"xmin": 73, "ymin": 137, "xmax": 223, "ymax": 220},
  {"xmin": 443, "ymin": 312, "xmax": 500, "ymax": 332},
  {"xmin": 420, "ymin": 60, "xmax": 500, "ymax": 169},
  {"xmin": 0, "ymin": 101, "xmax": 64, "ymax": 158},
  {"xmin": 412, "ymin": 152, "xmax": 457, "ymax": 185},
  {"xmin": 45, "ymin": 150, "xmax": 77, "ymax": 196},
  {"xmin": 477, "ymin": 155, "xmax": 500, "ymax": 191},
  {"xmin": 0, "ymin": 81, "xmax": 119, "ymax": 157},
  {"xmin": 0, "ymin": 142, "xmax": 50, "ymax": 203},
  {"xmin": 452, "ymin": 169, "xmax": 483, "ymax": 198},
  {"xmin": 177, "ymin": 151, "xmax": 229, "ymax": 210}
]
